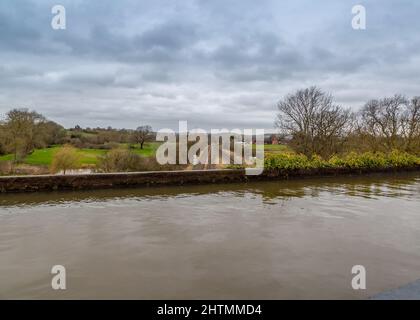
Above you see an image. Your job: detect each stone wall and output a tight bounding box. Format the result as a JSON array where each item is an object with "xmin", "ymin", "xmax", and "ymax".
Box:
[
  {"xmin": 0, "ymin": 169, "xmax": 247, "ymax": 193},
  {"xmin": 0, "ymin": 167, "xmax": 419, "ymax": 193}
]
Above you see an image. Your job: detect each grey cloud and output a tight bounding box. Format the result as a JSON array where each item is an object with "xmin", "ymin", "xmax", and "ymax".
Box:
[{"xmin": 0, "ymin": 0, "xmax": 419, "ymax": 130}]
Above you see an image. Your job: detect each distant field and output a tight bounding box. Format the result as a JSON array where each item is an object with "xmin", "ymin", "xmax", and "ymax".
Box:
[
  {"xmin": 0, "ymin": 142, "xmax": 161, "ymax": 166},
  {"xmin": 131, "ymin": 142, "xmax": 160, "ymax": 157},
  {"xmin": 0, "ymin": 143, "xmax": 288, "ymax": 167},
  {"xmin": 255, "ymin": 144, "xmax": 290, "ymax": 153}
]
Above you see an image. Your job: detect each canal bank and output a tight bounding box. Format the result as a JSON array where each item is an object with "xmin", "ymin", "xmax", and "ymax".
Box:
[{"xmin": 1, "ymin": 166, "xmax": 420, "ymax": 193}]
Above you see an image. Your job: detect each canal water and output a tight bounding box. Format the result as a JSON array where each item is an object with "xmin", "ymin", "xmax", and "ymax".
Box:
[{"xmin": 0, "ymin": 172, "xmax": 419, "ymax": 299}]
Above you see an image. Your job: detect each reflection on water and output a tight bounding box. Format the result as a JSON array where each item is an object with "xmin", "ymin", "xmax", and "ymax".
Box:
[
  {"xmin": 0, "ymin": 172, "xmax": 419, "ymax": 299},
  {"xmin": 1, "ymin": 172, "xmax": 419, "ymax": 208}
]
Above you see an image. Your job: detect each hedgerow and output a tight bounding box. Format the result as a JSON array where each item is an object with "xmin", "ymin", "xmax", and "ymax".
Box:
[{"xmin": 264, "ymin": 150, "xmax": 420, "ymax": 171}]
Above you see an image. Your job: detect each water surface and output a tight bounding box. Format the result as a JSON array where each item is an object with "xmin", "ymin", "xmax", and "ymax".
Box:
[{"xmin": 1, "ymin": 172, "xmax": 420, "ymax": 299}]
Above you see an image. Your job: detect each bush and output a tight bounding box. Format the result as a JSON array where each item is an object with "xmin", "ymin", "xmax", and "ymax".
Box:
[
  {"xmin": 99, "ymin": 148, "xmax": 141, "ymax": 172},
  {"xmin": 335, "ymin": 152, "xmax": 388, "ymax": 169},
  {"xmin": 0, "ymin": 161, "xmax": 13, "ymax": 175},
  {"xmin": 264, "ymin": 153, "xmax": 313, "ymax": 170},
  {"xmin": 50, "ymin": 145, "xmax": 80, "ymax": 174},
  {"xmin": 387, "ymin": 150, "xmax": 420, "ymax": 167},
  {"xmin": 99, "ymin": 148, "xmax": 189, "ymax": 173},
  {"xmin": 264, "ymin": 150, "xmax": 420, "ymax": 171}
]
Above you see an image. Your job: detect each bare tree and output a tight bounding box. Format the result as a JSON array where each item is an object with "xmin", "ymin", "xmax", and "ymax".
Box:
[
  {"xmin": 359, "ymin": 95, "xmax": 416, "ymax": 151},
  {"xmin": 275, "ymin": 87, "xmax": 351, "ymax": 157},
  {"xmin": 132, "ymin": 125, "xmax": 153, "ymax": 149},
  {"xmin": 0, "ymin": 123, "xmax": 6, "ymax": 155},
  {"xmin": 402, "ymin": 97, "xmax": 420, "ymax": 152},
  {"xmin": 50, "ymin": 145, "xmax": 80, "ymax": 175}
]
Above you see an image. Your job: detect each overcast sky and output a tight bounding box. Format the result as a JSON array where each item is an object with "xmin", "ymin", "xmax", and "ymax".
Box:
[{"xmin": 0, "ymin": 0, "xmax": 419, "ymax": 130}]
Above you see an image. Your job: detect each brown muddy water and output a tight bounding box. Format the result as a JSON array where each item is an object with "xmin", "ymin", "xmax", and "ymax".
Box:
[{"xmin": 0, "ymin": 172, "xmax": 419, "ymax": 299}]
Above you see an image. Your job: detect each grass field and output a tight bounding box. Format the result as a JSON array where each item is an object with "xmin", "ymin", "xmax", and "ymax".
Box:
[
  {"xmin": 0, "ymin": 154, "xmax": 14, "ymax": 161},
  {"xmin": 255, "ymin": 144, "xmax": 290, "ymax": 153},
  {"xmin": 0, "ymin": 142, "xmax": 161, "ymax": 167},
  {"xmin": 131, "ymin": 143, "xmax": 160, "ymax": 157},
  {"xmin": 0, "ymin": 143, "xmax": 288, "ymax": 168}
]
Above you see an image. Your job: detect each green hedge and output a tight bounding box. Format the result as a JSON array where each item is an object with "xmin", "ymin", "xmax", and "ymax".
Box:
[{"xmin": 264, "ymin": 151, "xmax": 420, "ymax": 171}]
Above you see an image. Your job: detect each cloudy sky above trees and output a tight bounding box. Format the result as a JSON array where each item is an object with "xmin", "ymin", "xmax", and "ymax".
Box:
[{"xmin": 0, "ymin": 0, "xmax": 419, "ymax": 130}]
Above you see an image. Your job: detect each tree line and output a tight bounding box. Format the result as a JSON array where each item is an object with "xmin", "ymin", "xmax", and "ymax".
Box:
[
  {"xmin": 1, "ymin": 87, "xmax": 419, "ymax": 164},
  {"xmin": 276, "ymin": 87, "xmax": 420, "ymax": 158},
  {"xmin": 0, "ymin": 108, "xmax": 154, "ymax": 162},
  {"xmin": 0, "ymin": 109, "xmax": 65, "ymax": 161}
]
